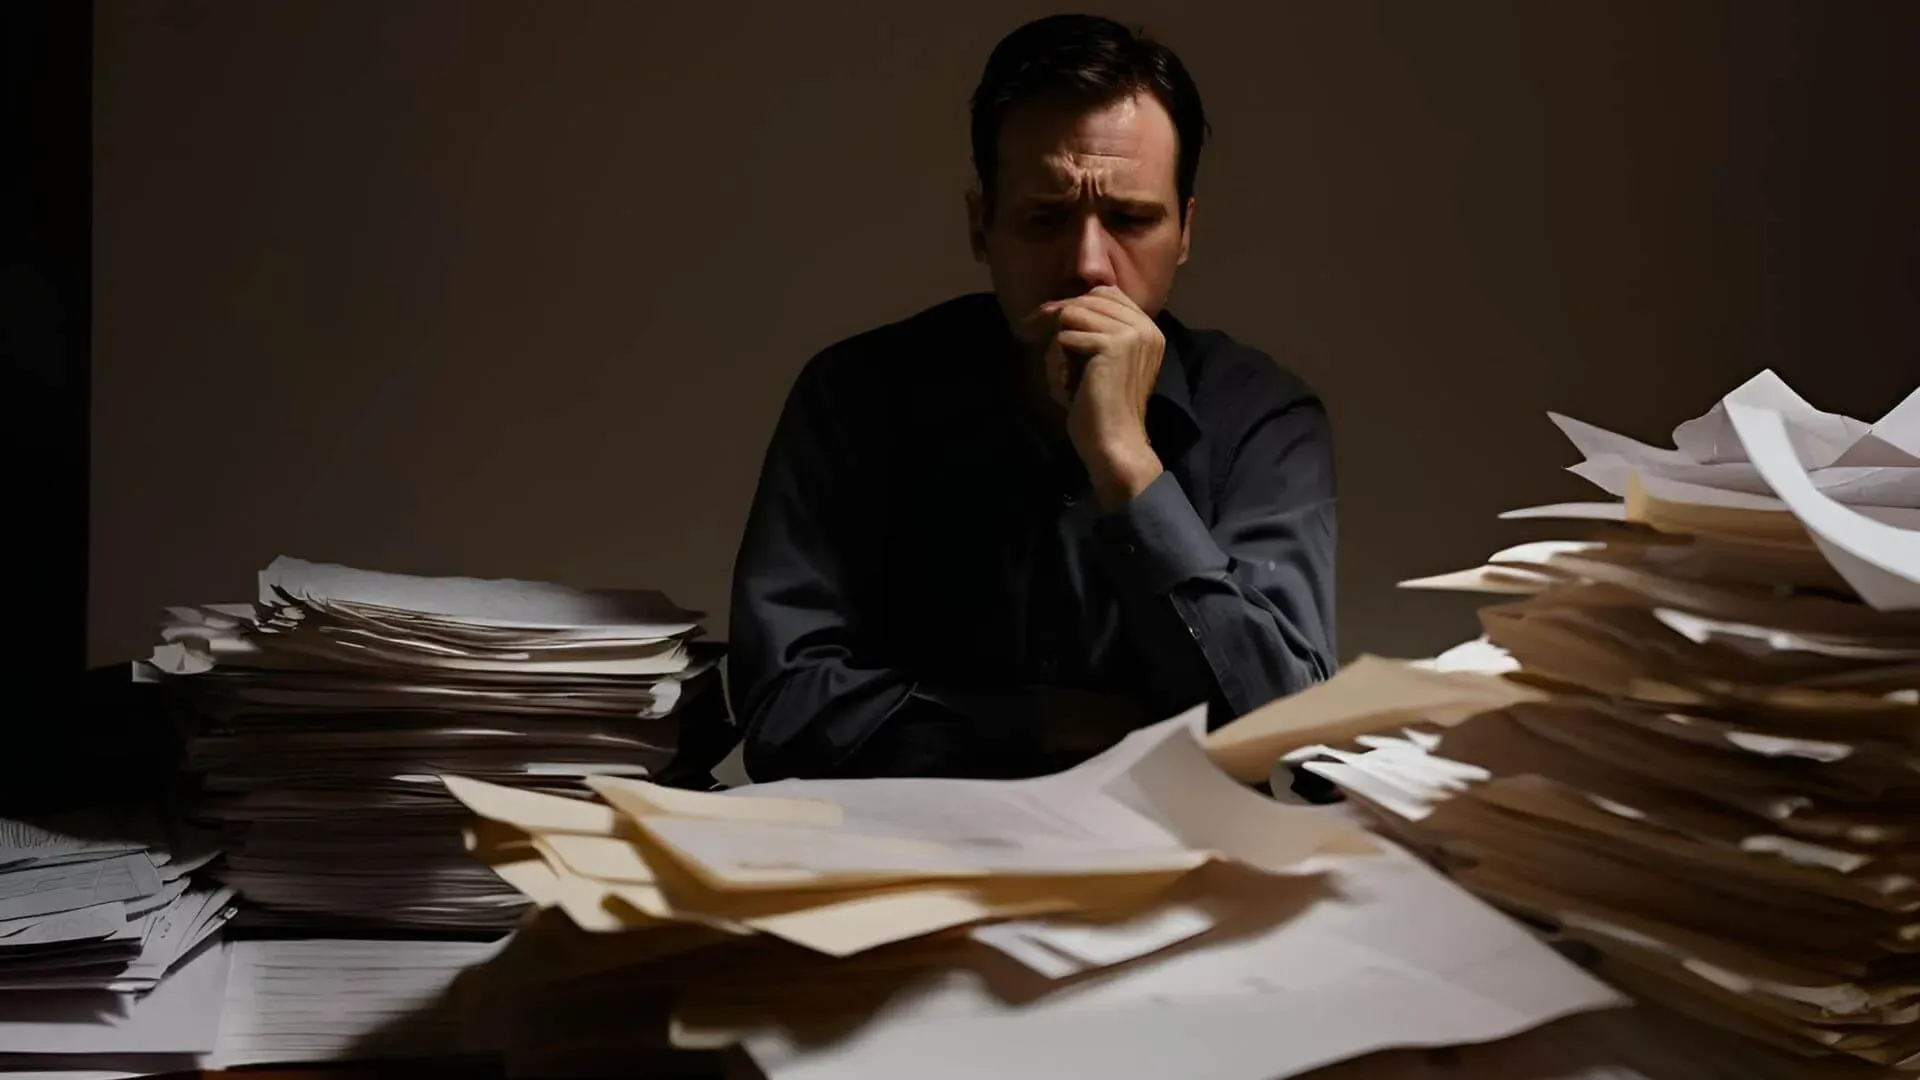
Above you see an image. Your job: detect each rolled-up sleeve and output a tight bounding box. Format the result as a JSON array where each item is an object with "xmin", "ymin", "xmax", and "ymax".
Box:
[{"xmin": 1090, "ymin": 396, "xmax": 1338, "ymax": 726}]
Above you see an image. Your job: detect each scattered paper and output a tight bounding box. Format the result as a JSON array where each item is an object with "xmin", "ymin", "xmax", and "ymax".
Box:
[
  {"xmin": 1671, "ymin": 370, "xmax": 1869, "ymax": 470},
  {"xmin": 1204, "ymin": 657, "xmax": 1546, "ymax": 782},
  {"xmin": 739, "ymin": 846, "xmax": 1624, "ymax": 1080},
  {"xmin": 1728, "ymin": 402, "xmax": 1920, "ymax": 611}
]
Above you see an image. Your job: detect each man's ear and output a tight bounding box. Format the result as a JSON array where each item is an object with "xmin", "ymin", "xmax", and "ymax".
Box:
[
  {"xmin": 966, "ymin": 185, "xmax": 988, "ymax": 263},
  {"xmin": 1177, "ymin": 196, "xmax": 1196, "ymax": 266}
]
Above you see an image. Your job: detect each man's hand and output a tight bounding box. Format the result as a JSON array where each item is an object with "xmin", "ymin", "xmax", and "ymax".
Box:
[{"xmin": 1023, "ymin": 285, "xmax": 1167, "ymax": 511}]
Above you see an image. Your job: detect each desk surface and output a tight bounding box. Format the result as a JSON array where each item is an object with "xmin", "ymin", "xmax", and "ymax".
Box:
[{"xmin": 178, "ymin": 1050, "xmax": 767, "ymax": 1080}]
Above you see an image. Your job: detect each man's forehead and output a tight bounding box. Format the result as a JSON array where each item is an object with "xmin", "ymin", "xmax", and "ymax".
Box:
[
  {"xmin": 1009, "ymin": 156, "xmax": 1166, "ymax": 202},
  {"xmin": 996, "ymin": 94, "xmax": 1179, "ymax": 199}
]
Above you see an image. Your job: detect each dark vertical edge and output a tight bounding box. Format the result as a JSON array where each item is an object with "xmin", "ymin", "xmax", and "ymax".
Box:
[{"xmin": 2, "ymin": 1, "xmax": 101, "ymax": 810}]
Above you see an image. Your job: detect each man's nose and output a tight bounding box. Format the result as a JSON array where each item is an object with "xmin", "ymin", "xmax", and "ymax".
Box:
[{"xmin": 1068, "ymin": 215, "xmax": 1119, "ymax": 292}]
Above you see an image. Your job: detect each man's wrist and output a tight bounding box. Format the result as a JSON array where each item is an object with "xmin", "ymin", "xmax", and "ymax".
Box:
[{"xmin": 1086, "ymin": 435, "xmax": 1164, "ymax": 512}]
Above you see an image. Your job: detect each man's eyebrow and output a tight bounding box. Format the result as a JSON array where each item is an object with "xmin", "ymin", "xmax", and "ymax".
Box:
[{"xmin": 1020, "ymin": 194, "xmax": 1167, "ymax": 210}]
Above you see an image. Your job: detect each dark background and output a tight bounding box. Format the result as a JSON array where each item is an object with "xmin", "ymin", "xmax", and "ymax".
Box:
[
  {"xmin": 36, "ymin": 1, "xmax": 1920, "ymax": 680},
  {"xmin": 9, "ymin": 0, "xmax": 93, "ymax": 806}
]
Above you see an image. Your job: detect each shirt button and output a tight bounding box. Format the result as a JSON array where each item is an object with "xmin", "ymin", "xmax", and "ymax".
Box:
[{"xmin": 1060, "ymin": 492, "xmax": 1078, "ymax": 507}]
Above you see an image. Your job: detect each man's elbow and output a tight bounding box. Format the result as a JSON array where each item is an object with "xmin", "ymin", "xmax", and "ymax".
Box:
[
  {"xmin": 731, "ymin": 683, "xmax": 812, "ymax": 782},
  {"xmin": 1226, "ymin": 634, "xmax": 1333, "ymax": 723},
  {"xmin": 739, "ymin": 732, "xmax": 799, "ymax": 784}
]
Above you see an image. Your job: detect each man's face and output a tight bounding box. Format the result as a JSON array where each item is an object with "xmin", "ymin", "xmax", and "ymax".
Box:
[{"xmin": 969, "ymin": 91, "xmax": 1194, "ymax": 354}]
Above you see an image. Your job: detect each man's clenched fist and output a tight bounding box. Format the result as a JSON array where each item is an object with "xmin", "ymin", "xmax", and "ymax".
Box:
[{"xmin": 1021, "ymin": 285, "xmax": 1167, "ymax": 510}]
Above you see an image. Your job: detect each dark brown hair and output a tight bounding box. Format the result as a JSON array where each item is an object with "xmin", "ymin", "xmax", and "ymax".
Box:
[{"xmin": 969, "ymin": 14, "xmax": 1210, "ymax": 224}]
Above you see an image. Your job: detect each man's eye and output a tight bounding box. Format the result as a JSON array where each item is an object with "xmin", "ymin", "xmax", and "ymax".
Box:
[
  {"xmin": 1027, "ymin": 210, "xmax": 1068, "ymax": 228},
  {"xmin": 1109, "ymin": 213, "xmax": 1155, "ymax": 230}
]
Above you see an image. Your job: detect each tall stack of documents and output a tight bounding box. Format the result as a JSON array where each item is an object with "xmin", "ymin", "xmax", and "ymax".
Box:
[
  {"xmin": 437, "ymin": 708, "xmax": 1627, "ymax": 1079},
  {"xmin": 139, "ymin": 556, "xmax": 718, "ymax": 930},
  {"xmin": 0, "ymin": 807, "xmax": 237, "ymax": 1074},
  {"xmin": 1208, "ymin": 373, "xmax": 1920, "ymax": 1075}
]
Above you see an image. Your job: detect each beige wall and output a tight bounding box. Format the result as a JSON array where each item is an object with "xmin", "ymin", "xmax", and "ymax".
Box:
[{"xmin": 91, "ymin": 0, "xmax": 1916, "ymax": 668}]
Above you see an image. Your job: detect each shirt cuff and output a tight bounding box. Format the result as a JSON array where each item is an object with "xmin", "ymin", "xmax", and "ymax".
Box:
[{"xmin": 1092, "ymin": 470, "xmax": 1229, "ymax": 595}]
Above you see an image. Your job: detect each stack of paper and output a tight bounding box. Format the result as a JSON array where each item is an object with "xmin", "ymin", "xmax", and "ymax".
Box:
[
  {"xmin": 0, "ymin": 939, "xmax": 232, "ymax": 1080},
  {"xmin": 0, "ymin": 937, "xmax": 510, "ymax": 1080},
  {"xmin": 0, "ymin": 808, "xmax": 233, "ymax": 994},
  {"xmin": 1208, "ymin": 373, "xmax": 1920, "ymax": 1074},
  {"xmin": 438, "ymin": 708, "xmax": 1627, "ymax": 1079},
  {"xmin": 0, "ymin": 808, "xmax": 237, "ymax": 1077},
  {"xmin": 137, "ymin": 556, "xmax": 720, "ymax": 931},
  {"xmin": 210, "ymin": 937, "xmax": 505, "ymax": 1068}
]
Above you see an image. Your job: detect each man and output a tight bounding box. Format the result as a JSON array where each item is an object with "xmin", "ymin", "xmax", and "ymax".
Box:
[{"xmin": 727, "ymin": 14, "xmax": 1337, "ymax": 780}]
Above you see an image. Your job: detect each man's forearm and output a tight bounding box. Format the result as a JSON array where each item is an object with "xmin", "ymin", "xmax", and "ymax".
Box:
[
  {"xmin": 1091, "ymin": 474, "xmax": 1336, "ymax": 724},
  {"xmin": 735, "ymin": 655, "xmax": 1051, "ymax": 781},
  {"xmin": 836, "ymin": 684, "xmax": 1044, "ymax": 778}
]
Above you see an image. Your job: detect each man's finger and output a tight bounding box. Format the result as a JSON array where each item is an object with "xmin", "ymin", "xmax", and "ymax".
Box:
[
  {"xmin": 1054, "ymin": 301, "xmax": 1130, "ymax": 334},
  {"xmin": 1088, "ymin": 284, "xmax": 1142, "ymax": 310},
  {"xmin": 1043, "ymin": 342, "xmax": 1077, "ymax": 407},
  {"xmin": 1018, "ymin": 303, "xmax": 1067, "ymax": 344},
  {"xmin": 1064, "ymin": 292, "xmax": 1149, "ymax": 329},
  {"xmin": 1055, "ymin": 329, "xmax": 1107, "ymax": 357}
]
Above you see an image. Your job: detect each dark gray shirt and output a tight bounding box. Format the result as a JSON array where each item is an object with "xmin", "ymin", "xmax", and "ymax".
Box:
[{"xmin": 728, "ymin": 292, "xmax": 1337, "ymax": 780}]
